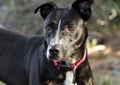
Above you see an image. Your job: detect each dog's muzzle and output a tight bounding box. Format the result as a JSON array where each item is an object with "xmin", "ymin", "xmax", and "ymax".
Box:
[
  {"xmin": 49, "ymin": 47, "xmax": 59, "ymax": 60},
  {"xmin": 53, "ymin": 47, "xmax": 87, "ymax": 72}
]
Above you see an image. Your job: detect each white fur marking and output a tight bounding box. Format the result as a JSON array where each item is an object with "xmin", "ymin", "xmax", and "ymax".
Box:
[
  {"xmin": 46, "ymin": 39, "xmax": 55, "ymax": 59},
  {"xmin": 64, "ymin": 71, "xmax": 77, "ymax": 85},
  {"xmin": 55, "ymin": 19, "xmax": 61, "ymax": 43},
  {"xmin": 46, "ymin": 45, "xmax": 51, "ymax": 60}
]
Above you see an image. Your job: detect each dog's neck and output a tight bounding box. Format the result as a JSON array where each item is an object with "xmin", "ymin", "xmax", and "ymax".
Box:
[
  {"xmin": 48, "ymin": 47, "xmax": 95, "ymax": 85},
  {"xmin": 73, "ymin": 47, "xmax": 95, "ymax": 85},
  {"xmin": 48, "ymin": 62, "xmax": 94, "ymax": 85},
  {"xmin": 64, "ymin": 62, "xmax": 94, "ymax": 85}
]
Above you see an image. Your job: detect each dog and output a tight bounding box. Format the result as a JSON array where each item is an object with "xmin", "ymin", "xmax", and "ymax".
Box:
[{"xmin": 0, "ymin": 0, "xmax": 94, "ymax": 85}]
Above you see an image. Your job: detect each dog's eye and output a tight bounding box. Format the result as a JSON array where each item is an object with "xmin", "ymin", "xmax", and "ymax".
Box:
[
  {"xmin": 45, "ymin": 22, "xmax": 55, "ymax": 32},
  {"xmin": 68, "ymin": 24, "xmax": 75, "ymax": 32},
  {"xmin": 45, "ymin": 26, "xmax": 52, "ymax": 32}
]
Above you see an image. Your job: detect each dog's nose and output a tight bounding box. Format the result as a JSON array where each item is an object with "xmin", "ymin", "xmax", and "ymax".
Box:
[{"xmin": 49, "ymin": 48, "xmax": 59, "ymax": 56}]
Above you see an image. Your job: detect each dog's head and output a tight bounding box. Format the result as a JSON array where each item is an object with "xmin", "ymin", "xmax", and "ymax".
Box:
[{"xmin": 34, "ymin": 0, "xmax": 93, "ymax": 67}]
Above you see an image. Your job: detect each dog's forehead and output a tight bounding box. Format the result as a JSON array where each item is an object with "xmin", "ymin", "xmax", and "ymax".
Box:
[{"xmin": 45, "ymin": 8, "xmax": 79, "ymax": 24}]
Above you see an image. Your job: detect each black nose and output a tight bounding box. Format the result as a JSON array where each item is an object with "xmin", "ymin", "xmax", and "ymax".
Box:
[{"xmin": 49, "ymin": 48, "xmax": 59, "ymax": 56}]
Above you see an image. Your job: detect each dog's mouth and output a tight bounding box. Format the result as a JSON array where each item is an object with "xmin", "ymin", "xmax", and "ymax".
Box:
[
  {"xmin": 52, "ymin": 47, "xmax": 87, "ymax": 71},
  {"xmin": 53, "ymin": 59, "xmax": 75, "ymax": 70}
]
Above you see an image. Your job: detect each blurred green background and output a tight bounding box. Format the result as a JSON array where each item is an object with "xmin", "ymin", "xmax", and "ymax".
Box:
[{"xmin": 0, "ymin": 0, "xmax": 120, "ymax": 85}]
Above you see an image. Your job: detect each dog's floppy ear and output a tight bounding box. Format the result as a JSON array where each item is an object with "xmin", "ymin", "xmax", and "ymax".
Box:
[
  {"xmin": 72, "ymin": 0, "xmax": 94, "ymax": 21},
  {"xmin": 34, "ymin": 2, "xmax": 57, "ymax": 19}
]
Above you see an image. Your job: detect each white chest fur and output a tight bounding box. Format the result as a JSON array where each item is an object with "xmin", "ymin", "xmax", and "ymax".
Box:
[{"xmin": 64, "ymin": 71, "xmax": 77, "ymax": 85}]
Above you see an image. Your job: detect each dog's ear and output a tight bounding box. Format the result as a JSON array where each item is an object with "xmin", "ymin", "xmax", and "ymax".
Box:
[
  {"xmin": 34, "ymin": 2, "xmax": 57, "ymax": 19},
  {"xmin": 72, "ymin": 0, "xmax": 94, "ymax": 21}
]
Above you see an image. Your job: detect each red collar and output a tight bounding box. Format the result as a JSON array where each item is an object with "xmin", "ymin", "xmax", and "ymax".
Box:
[
  {"xmin": 72, "ymin": 47, "xmax": 87, "ymax": 72},
  {"xmin": 53, "ymin": 47, "xmax": 87, "ymax": 72}
]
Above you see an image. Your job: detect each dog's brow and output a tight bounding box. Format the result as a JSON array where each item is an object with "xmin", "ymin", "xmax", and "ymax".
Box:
[{"xmin": 46, "ymin": 21, "xmax": 56, "ymax": 27}]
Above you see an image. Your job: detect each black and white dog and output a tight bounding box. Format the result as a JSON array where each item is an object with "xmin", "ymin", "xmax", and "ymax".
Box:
[{"xmin": 0, "ymin": 0, "xmax": 95, "ymax": 85}]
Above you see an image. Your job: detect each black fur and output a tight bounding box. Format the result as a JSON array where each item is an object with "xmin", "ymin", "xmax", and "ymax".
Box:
[
  {"xmin": 72, "ymin": 0, "xmax": 94, "ymax": 21},
  {"xmin": 34, "ymin": 2, "xmax": 57, "ymax": 19},
  {"xmin": 0, "ymin": 28, "xmax": 62, "ymax": 85}
]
